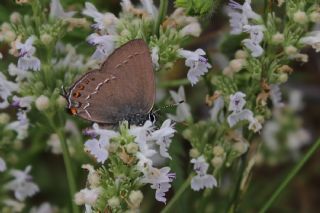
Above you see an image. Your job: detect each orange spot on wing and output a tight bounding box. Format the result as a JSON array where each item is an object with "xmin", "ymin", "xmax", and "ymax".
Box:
[
  {"xmin": 72, "ymin": 92, "xmax": 81, "ymax": 98},
  {"xmin": 77, "ymin": 84, "xmax": 85, "ymax": 90},
  {"xmin": 70, "ymin": 107, "xmax": 77, "ymax": 115}
]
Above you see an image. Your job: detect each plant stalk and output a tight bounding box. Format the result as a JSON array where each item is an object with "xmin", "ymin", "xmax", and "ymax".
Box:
[
  {"xmin": 161, "ymin": 175, "xmax": 192, "ymax": 213},
  {"xmin": 57, "ymin": 130, "xmax": 80, "ymax": 213},
  {"xmin": 259, "ymin": 138, "xmax": 320, "ymax": 213},
  {"xmin": 153, "ymin": 0, "xmax": 168, "ymax": 36}
]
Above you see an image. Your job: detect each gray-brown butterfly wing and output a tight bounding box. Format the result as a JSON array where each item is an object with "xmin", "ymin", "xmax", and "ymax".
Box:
[{"xmin": 67, "ymin": 39, "xmax": 155, "ymax": 124}]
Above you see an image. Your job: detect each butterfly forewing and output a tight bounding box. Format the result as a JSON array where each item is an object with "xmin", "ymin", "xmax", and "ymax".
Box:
[{"xmin": 67, "ymin": 39, "xmax": 155, "ymax": 124}]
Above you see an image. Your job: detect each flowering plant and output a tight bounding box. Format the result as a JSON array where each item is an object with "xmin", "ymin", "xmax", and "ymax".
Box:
[{"xmin": 1, "ymin": 0, "xmax": 320, "ymax": 212}]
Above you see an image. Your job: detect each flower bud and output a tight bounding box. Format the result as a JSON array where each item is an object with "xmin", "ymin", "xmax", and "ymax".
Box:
[
  {"xmin": 284, "ymin": 45, "xmax": 298, "ymax": 55},
  {"xmin": 212, "ymin": 145, "xmax": 224, "ymax": 156},
  {"xmin": 35, "ymin": 95, "xmax": 50, "ymax": 111},
  {"xmin": 189, "ymin": 148, "xmax": 200, "ymax": 158},
  {"xmin": 0, "ymin": 113, "xmax": 10, "ymax": 124},
  {"xmin": 229, "ymin": 59, "xmax": 246, "ymax": 72},
  {"xmin": 235, "ymin": 50, "xmax": 248, "ymax": 59},
  {"xmin": 4, "ymin": 31, "xmax": 16, "ymax": 43},
  {"xmin": 74, "ymin": 188, "xmax": 99, "ymax": 205},
  {"xmin": 109, "ymin": 142, "xmax": 119, "ymax": 153},
  {"xmin": 40, "ymin": 34, "xmax": 53, "ymax": 46},
  {"xmin": 10, "ymin": 12, "xmax": 22, "ymax": 24},
  {"xmin": 56, "ymin": 96, "xmax": 66, "ymax": 107},
  {"xmin": 232, "ymin": 142, "xmax": 248, "ymax": 155},
  {"xmin": 222, "ymin": 66, "xmax": 234, "ymax": 77},
  {"xmin": 293, "ymin": 11, "xmax": 308, "ymax": 24},
  {"xmin": 278, "ymin": 73, "xmax": 288, "ymax": 83},
  {"xmin": 277, "ymin": 65, "xmax": 293, "ymax": 74},
  {"xmin": 125, "ymin": 143, "xmax": 139, "ymax": 154},
  {"xmin": 310, "ymin": 12, "xmax": 320, "ymax": 23},
  {"xmin": 108, "ymin": 196, "xmax": 120, "ymax": 208},
  {"xmin": 271, "ymin": 32, "xmax": 284, "ymax": 44},
  {"xmin": 129, "ymin": 190, "xmax": 143, "ymax": 209},
  {"xmin": 211, "ymin": 156, "xmax": 223, "ymax": 168}
]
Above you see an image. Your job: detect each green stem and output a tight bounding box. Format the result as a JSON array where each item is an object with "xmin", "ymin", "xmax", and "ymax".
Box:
[
  {"xmin": 46, "ymin": 114, "xmax": 80, "ymax": 213},
  {"xmin": 153, "ymin": 0, "xmax": 168, "ymax": 36},
  {"xmin": 159, "ymin": 78, "xmax": 190, "ymax": 88},
  {"xmin": 161, "ymin": 175, "xmax": 192, "ymax": 213},
  {"xmin": 259, "ymin": 138, "xmax": 320, "ymax": 213},
  {"xmin": 57, "ymin": 130, "xmax": 80, "ymax": 213},
  {"xmin": 225, "ymin": 152, "xmax": 248, "ymax": 213}
]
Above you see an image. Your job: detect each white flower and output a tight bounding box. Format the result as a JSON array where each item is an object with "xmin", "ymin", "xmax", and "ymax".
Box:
[
  {"xmin": 190, "ymin": 156, "xmax": 217, "ymax": 191},
  {"xmin": 8, "ymin": 63, "xmax": 31, "ymax": 82},
  {"xmin": 228, "ymin": 9, "xmax": 247, "ymax": 34},
  {"xmin": 0, "ymin": 157, "xmax": 6, "ymax": 172},
  {"xmin": 140, "ymin": 166, "xmax": 175, "ymax": 203},
  {"xmin": 209, "ymin": 96, "xmax": 225, "ymax": 122},
  {"xmin": 151, "ymin": 182, "xmax": 171, "ymax": 203},
  {"xmin": 0, "ymin": 72, "xmax": 19, "ymax": 109},
  {"xmin": 243, "ymin": 25, "xmax": 264, "ymax": 43},
  {"xmin": 227, "ymin": 109, "xmax": 254, "ymax": 127},
  {"xmin": 74, "ymin": 188, "xmax": 100, "ymax": 205},
  {"xmin": 287, "ymin": 129, "xmax": 310, "ymax": 151},
  {"xmin": 262, "ymin": 121, "xmax": 279, "ymax": 151},
  {"xmin": 229, "ymin": 0, "xmax": 260, "ymax": 20},
  {"xmin": 300, "ymin": 31, "xmax": 320, "ymax": 52},
  {"xmin": 130, "ymin": 121, "xmax": 156, "ymax": 157},
  {"xmin": 288, "ymin": 90, "xmax": 303, "ymax": 111},
  {"xmin": 151, "ymin": 119, "xmax": 175, "ymax": 159},
  {"xmin": 82, "ymin": 2, "xmax": 119, "ymax": 34},
  {"xmin": 121, "ymin": 0, "xmax": 134, "ymax": 12},
  {"xmin": 2, "ymin": 199, "xmax": 25, "ymax": 212},
  {"xmin": 140, "ymin": 0, "xmax": 158, "ymax": 19},
  {"xmin": 151, "ymin": 46, "xmax": 159, "ymax": 69},
  {"xmin": 16, "ymin": 36, "xmax": 41, "ymax": 71},
  {"xmin": 270, "ymin": 84, "xmax": 284, "ymax": 108},
  {"xmin": 228, "ymin": 92, "xmax": 246, "ymax": 112},
  {"xmin": 167, "ymin": 86, "xmax": 191, "ymax": 122},
  {"xmin": 50, "ymin": 0, "xmax": 76, "ymax": 19},
  {"xmin": 178, "ymin": 49, "xmax": 212, "ymax": 86},
  {"xmin": 227, "ymin": 92, "xmax": 255, "ymax": 127},
  {"xmin": 227, "ymin": 0, "xmax": 260, "ymax": 34},
  {"xmin": 4, "ymin": 166, "xmax": 39, "ymax": 201},
  {"xmin": 84, "ymin": 123, "xmax": 118, "ymax": 163},
  {"xmin": 6, "ymin": 110, "xmax": 29, "ymax": 140},
  {"xmin": 180, "ymin": 22, "xmax": 202, "ymax": 37},
  {"xmin": 12, "ymin": 95, "xmax": 34, "ymax": 110},
  {"xmin": 87, "ymin": 33, "xmax": 116, "ymax": 61},
  {"xmin": 47, "ymin": 134, "xmax": 62, "ymax": 154},
  {"xmin": 242, "ymin": 39, "xmax": 264, "ymax": 57},
  {"xmin": 30, "ymin": 203, "xmax": 57, "ymax": 213}
]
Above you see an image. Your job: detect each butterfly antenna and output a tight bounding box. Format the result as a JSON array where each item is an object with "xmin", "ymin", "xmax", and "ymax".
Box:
[{"xmin": 153, "ymin": 100, "xmax": 184, "ymax": 114}]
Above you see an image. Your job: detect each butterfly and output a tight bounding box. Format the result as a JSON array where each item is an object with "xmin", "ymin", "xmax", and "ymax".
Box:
[{"xmin": 62, "ymin": 39, "xmax": 156, "ymax": 126}]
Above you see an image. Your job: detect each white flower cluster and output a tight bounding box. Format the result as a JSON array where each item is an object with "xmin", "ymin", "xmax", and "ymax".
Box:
[
  {"xmin": 228, "ymin": 0, "xmax": 264, "ymax": 57},
  {"xmin": 82, "ymin": 119, "xmax": 176, "ymax": 205},
  {"xmin": 82, "ymin": 0, "xmax": 156, "ymax": 62}
]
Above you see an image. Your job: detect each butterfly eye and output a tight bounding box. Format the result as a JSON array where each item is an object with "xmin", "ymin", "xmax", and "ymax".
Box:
[{"xmin": 149, "ymin": 113, "xmax": 156, "ymax": 124}]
